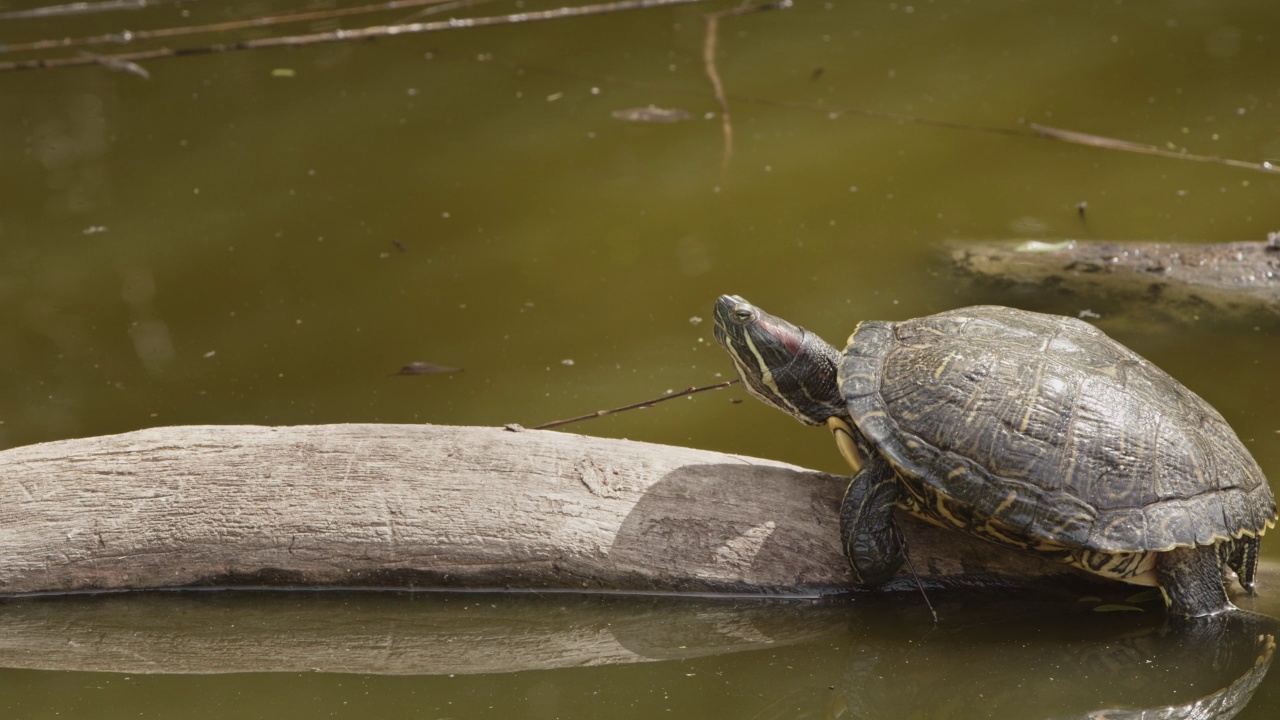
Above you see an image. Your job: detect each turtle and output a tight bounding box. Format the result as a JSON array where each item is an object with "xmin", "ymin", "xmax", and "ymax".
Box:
[{"xmin": 712, "ymin": 295, "xmax": 1277, "ymax": 617}]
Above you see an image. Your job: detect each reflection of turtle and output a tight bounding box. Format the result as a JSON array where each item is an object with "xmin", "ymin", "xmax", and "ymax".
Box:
[
  {"xmin": 831, "ymin": 602, "xmax": 1278, "ymax": 720},
  {"xmin": 713, "ymin": 296, "xmax": 1277, "ymax": 617}
]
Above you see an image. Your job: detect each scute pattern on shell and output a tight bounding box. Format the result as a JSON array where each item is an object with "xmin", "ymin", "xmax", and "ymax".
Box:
[{"xmin": 840, "ymin": 306, "xmax": 1277, "ymax": 553}]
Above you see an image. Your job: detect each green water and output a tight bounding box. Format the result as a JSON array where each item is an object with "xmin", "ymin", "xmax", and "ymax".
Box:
[
  {"xmin": 2, "ymin": 0, "xmax": 1280, "ymax": 717},
  {"xmin": 3, "ymin": 584, "xmax": 1280, "ymax": 719}
]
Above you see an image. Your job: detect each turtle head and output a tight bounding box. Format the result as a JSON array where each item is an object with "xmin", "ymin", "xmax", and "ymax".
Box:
[{"xmin": 713, "ymin": 295, "xmax": 846, "ymax": 426}]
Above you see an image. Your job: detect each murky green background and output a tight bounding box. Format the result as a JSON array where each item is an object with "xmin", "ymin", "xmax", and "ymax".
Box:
[{"xmin": 2, "ymin": 0, "xmax": 1280, "ymax": 717}]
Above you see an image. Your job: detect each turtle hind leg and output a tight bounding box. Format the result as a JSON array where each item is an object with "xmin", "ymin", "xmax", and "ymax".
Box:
[
  {"xmin": 840, "ymin": 453, "xmax": 905, "ymax": 588},
  {"xmin": 1157, "ymin": 544, "xmax": 1236, "ymax": 618},
  {"xmin": 1220, "ymin": 536, "xmax": 1261, "ymax": 595}
]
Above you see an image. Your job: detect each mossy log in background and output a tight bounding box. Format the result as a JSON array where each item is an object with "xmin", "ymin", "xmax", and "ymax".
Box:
[
  {"xmin": 0, "ymin": 423, "xmax": 1099, "ymax": 596},
  {"xmin": 948, "ymin": 238, "xmax": 1280, "ymax": 319}
]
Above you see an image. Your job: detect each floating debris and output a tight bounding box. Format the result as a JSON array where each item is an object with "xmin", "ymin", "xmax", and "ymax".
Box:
[
  {"xmin": 1014, "ymin": 240, "xmax": 1075, "ymax": 253},
  {"xmin": 80, "ymin": 51, "xmax": 149, "ymax": 79},
  {"xmin": 395, "ymin": 362, "xmax": 462, "ymax": 376},
  {"xmin": 611, "ymin": 105, "xmax": 694, "ymax": 123}
]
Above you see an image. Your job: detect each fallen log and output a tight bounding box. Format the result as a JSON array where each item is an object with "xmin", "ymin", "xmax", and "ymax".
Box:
[
  {"xmin": 947, "ymin": 238, "xmax": 1280, "ymax": 320},
  {"xmin": 0, "ymin": 423, "xmax": 1103, "ymax": 596}
]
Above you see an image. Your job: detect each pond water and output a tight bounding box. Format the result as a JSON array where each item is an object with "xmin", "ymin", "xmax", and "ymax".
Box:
[
  {"xmin": 2, "ymin": 0, "xmax": 1280, "ymax": 717},
  {"xmin": 3, "ymin": 581, "xmax": 1280, "ymax": 719}
]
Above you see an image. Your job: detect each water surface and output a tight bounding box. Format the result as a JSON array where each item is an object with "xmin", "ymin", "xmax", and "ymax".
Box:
[{"xmin": 2, "ymin": 0, "xmax": 1279, "ymax": 716}]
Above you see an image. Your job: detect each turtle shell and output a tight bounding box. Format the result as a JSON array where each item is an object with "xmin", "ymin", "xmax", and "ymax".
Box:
[{"xmin": 839, "ymin": 305, "xmax": 1276, "ymax": 554}]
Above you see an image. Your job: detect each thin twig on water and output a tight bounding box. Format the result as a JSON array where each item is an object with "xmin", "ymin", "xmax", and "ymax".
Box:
[
  {"xmin": 702, "ymin": 0, "xmax": 793, "ymax": 174},
  {"xmin": 1028, "ymin": 123, "xmax": 1278, "ymax": 174},
  {"xmin": 515, "ymin": 48, "xmax": 1277, "ymax": 176},
  {"xmin": 0, "ymin": 0, "xmax": 202, "ymax": 21},
  {"xmin": 721, "ymin": 98, "xmax": 1278, "ymax": 175},
  {"xmin": 902, "ymin": 553, "xmax": 939, "ymax": 625},
  {"xmin": 530, "ymin": 380, "xmax": 739, "ymax": 430},
  {"xmin": 398, "ymin": 0, "xmax": 499, "ymax": 23},
  {"xmin": 0, "ymin": 0, "xmax": 714, "ymax": 73},
  {"xmin": 78, "ymin": 50, "xmax": 150, "ymax": 78},
  {"xmin": 0, "ymin": 0, "xmax": 470, "ymax": 55},
  {"xmin": 5, "ymin": 1, "xmax": 1274, "ymax": 176}
]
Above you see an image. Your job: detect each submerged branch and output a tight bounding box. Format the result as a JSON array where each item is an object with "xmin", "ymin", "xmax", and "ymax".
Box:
[
  {"xmin": 4, "ymin": 1, "xmax": 1274, "ymax": 176},
  {"xmin": 0, "ymin": 0, "xmax": 199, "ymax": 21},
  {"xmin": 702, "ymin": 1, "xmax": 792, "ymax": 173},
  {"xmin": 726, "ymin": 94, "xmax": 1279, "ymax": 174},
  {"xmin": 510, "ymin": 60, "xmax": 1279, "ymax": 176},
  {"xmin": 0, "ymin": 0, "xmax": 468, "ymax": 55},
  {"xmin": 702, "ymin": 11, "xmax": 732, "ymax": 171},
  {"xmin": 0, "ymin": 0, "xmax": 713, "ymax": 73},
  {"xmin": 1028, "ymin": 123, "xmax": 1278, "ymax": 174}
]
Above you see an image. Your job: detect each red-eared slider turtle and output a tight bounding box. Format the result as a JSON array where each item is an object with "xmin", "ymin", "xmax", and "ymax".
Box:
[{"xmin": 712, "ymin": 295, "xmax": 1277, "ymax": 617}]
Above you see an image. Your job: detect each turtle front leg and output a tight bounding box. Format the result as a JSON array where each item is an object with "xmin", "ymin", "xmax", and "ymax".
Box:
[
  {"xmin": 840, "ymin": 453, "xmax": 906, "ymax": 587},
  {"xmin": 1220, "ymin": 536, "xmax": 1261, "ymax": 595},
  {"xmin": 1157, "ymin": 544, "xmax": 1236, "ymax": 618}
]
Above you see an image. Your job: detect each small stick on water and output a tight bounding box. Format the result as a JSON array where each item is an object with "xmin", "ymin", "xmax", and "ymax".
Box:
[
  {"xmin": 530, "ymin": 379, "xmax": 739, "ymax": 430},
  {"xmin": 0, "ymin": 0, "xmax": 188, "ymax": 21},
  {"xmin": 1028, "ymin": 123, "xmax": 1278, "ymax": 174},
  {"xmin": 702, "ymin": 0, "xmax": 793, "ymax": 174},
  {"xmin": 2, "ymin": 0, "xmax": 477, "ymax": 55},
  {"xmin": 902, "ymin": 553, "xmax": 939, "ymax": 625},
  {"xmin": 0, "ymin": 0, "xmax": 713, "ymax": 73}
]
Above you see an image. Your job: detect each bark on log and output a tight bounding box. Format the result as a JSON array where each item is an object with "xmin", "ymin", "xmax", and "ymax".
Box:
[
  {"xmin": 0, "ymin": 423, "xmax": 1105, "ymax": 596},
  {"xmin": 947, "ymin": 238, "xmax": 1280, "ymax": 320}
]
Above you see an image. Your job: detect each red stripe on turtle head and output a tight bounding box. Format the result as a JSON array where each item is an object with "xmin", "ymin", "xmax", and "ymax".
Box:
[{"xmin": 757, "ymin": 317, "xmax": 805, "ymax": 357}]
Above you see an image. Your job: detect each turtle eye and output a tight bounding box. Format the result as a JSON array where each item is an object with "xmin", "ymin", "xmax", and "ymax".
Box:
[{"xmin": 731, "ymin": 306, "xmax": 755, "ymax": 323}]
